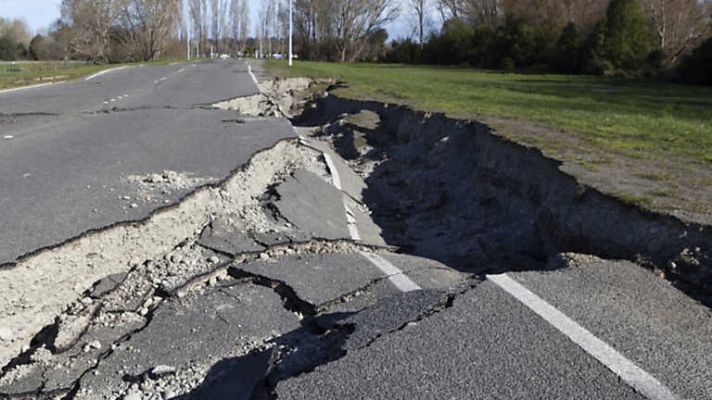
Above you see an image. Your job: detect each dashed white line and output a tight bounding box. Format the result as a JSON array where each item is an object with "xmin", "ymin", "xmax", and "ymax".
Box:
[
  {"xmin": 487, "ymin": 273, "xmax": 678, "ymax": 400},
  {"xmin": 359, "ymin": 251, "xmax": 422, "ymax": 292},
  {"xmin": 84, "ymin": 66, "xmax": 128, "ymax": 81}
]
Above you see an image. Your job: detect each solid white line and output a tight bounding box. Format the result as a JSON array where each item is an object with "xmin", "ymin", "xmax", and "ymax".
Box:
[
  {"xmin": 84, "ymin": 66, "xmax": 128, "ymax": 81},
  {"xmin": 487, "ymin": 274, "xmax": 678, "ymax": 400},
  {"xmin": 294, "ymin": 129, "xmax": 421, "ymax": 293},
  {"xmin": 0, "ymin": 81, "xmax": 59, "ymax": 95},
  {"xmin": 247, "ymin": 64, "xmax": 259, "ymax": 88},
  {"xmin": 360, "ymin": 251, "xmax": 422, "ymax": 292}
]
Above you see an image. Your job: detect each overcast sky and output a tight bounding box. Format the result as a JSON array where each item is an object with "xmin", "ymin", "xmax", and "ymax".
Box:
[{"xmin": 0, "ymin": 0, "xmax": 418, "ymax": 39}]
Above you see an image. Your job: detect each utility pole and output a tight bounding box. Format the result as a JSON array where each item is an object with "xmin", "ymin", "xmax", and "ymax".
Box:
[{"xmin": 289, "ymin": 0, "xmax": 293, "ymax": 67}]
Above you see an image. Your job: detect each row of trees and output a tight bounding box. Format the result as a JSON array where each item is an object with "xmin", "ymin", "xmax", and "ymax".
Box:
[
  {"xmin": 187, "ymin": 0, "xmax": 250, "ymax": 58},
  {"xmin": 292, "ymin": 0, "xmax": 399, "ymax": 62},
  {"xmin": 384, "ymin": 0, "xmax": 711, "ymax": 80},
  {"xmin": 58, "ymin": 0, "xmax": 184, "ymax": 62},
  {"xmin": 0, "ymin": 0, "xmax": 254, "ymax": 63}
]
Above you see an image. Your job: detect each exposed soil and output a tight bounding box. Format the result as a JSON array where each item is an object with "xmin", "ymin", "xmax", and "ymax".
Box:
[{"xmin": 296, "ymin": 93, "xmax": 712, "ymax": 306}]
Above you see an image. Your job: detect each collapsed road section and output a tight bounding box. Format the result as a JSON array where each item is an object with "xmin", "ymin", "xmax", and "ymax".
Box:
[{"xmin": 1, "ymin": 64, "xmax": 712, "ymax": 400}]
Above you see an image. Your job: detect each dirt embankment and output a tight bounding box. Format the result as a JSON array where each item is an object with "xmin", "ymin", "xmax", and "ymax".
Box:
[{"xmin": 296, "ymin": 93, "xmax": 712, "ymax": 305}]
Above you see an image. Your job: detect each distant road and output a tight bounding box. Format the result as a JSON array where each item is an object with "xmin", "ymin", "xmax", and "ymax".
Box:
[{"xmin": 0, "ymin": 61, "xmax": 294, "ymax": 265}]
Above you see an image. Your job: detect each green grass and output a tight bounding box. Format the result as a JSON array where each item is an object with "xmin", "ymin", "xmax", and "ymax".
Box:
[
  {"xmin": 267, "ymin": 60, "xmax": 712, "ymax": 164},
  {"xmin": 0, "ymin": 58, "xmax": 191, "ymax": 90}
]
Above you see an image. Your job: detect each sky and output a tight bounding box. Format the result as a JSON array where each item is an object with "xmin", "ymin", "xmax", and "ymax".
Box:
[{"xmin": 0, "ymin": 0, "xmax": 416, "ymax": 39}]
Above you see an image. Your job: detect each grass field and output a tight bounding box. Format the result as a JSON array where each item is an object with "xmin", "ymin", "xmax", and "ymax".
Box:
[
  {"xmin": 267, "ymin": 61, "xmax": 712, "ymax": 165},
  {"xmin": 0, "ymin": 62, "xmax": 113, "ymax": 90}
]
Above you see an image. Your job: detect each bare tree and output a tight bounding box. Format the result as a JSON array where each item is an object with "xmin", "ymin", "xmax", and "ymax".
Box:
[
  {"xmin": 61, "ymin": 0, "xmax": 128, "ymax": 61},
  {"xmin": 239, "ymin": 0, "xmax": 249, "ymax": 51},
  {"xmin": 333, "ymin": 0, "xmax": 400, "ymax": 62},
  {"xmin": 642, "ymin": 0, "xmax": 711, "ymax": 65},
  {"xmin": 410, "ymin": 0, "xmax": 430, "ymax": 47},
  {"xmin": 228, "ymin": 0, "xmax": 250, "ymax": 54},
  {"xmin": 188, "ymin": 0, "xmax": 208, "ymax": 56},
  {"xmin": 437, "ymin": 0, "xmax": 465, "ymax": 20},
  {"xmin": 116, "ymin": 0, "xmax": 181, "ymax": 61}
]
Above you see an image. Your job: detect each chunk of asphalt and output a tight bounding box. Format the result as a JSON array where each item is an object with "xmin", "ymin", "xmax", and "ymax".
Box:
[
  {"xmin": 299, "ymin": 137, "xmax": 366, "ymax": 202},
  {"xmin": 230, "ymin": 253, "xmax": 387, "ymax": 310},
  {"xmin": 0, "ymin": 313, "xmax": 146, "ymax": 396},
  {"xmin": 274, "ymin": 169, "xmax": 351, "ymax": 240},
  {"xmin": 275, "ymin": 282, "xmax": 647, "ymax": 400},
  {"xmin": 197, "ymin": 218, "xmax": 266, "ymax": 255},
  {"xmin": 73, "ymin": 282, "xmax": 301, "ymax": 399},
  {"xmin": 509, "ymin": 256, "xmax": 712, "ymax": 400},
  {"xmin": 320, "ymin": 289, "xmax": 452, "ymax": 352},
  {"xmin": 249, "ymin": 229, "xmax": 312, "ymax": 247},
  {"xmin": 89, "ymin": 272, "xmax": 129, "ymax": 299},
  {"xmin": 177, "ymin": 348, "xmax": 275, "ymax": 400}
]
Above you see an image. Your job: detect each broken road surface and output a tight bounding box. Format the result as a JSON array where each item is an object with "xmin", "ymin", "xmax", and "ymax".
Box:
[{"xmin": 1, "ymin": 61, "xmax": 711, "ymax": 400}]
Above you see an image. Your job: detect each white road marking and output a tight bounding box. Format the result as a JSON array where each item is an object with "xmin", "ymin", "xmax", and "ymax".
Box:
[
  {"xmin": 313, "ymin": 136, "xmax": 421, "ymax": 293},
  {"xmin": 322, "ymin": 153, "xmax": 342, "ymax": 190},
  {"xmin": 360, "ymin": 251, "xmax": 422, "ymax": 292},
  {"xmin": 344, "ymin": 204, "xmax": 362, "ymax": 241},
  {"xmin": 0, "ymin": 82, "xmax": 60, "ymax": 95},
  {"xmin": 247, "ymin": 64, "xmax": 259, "ymax": 88},
  {"xmin": 487, "ymin": 273, "xmax": 678, "ymax": 400},
  {"xmin": 84, "ymin": 66, "xmax": 128, "ymax": 81}
]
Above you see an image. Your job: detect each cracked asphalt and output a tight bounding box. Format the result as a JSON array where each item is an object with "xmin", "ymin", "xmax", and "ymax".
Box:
[
  {"xmin": 0, "ymin": 61, "xmax": 711, "ymax": 400},
  {"xmin": 0, "ymin": 61, "xmax": 294, "ymax": 265}
]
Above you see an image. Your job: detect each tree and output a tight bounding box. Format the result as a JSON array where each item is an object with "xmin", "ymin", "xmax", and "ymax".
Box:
[
  {"xmin": 0, "ymin": 18, "xmax": 32, "ymax": 47},
  {"xmin": 29, "ymin": 34, "xmax": 53, "ymax": 60},
  {"xmin": 229, "ymin": 0, "xmax": 249, "ymax": 53},
  {"xmin": 333, "ymin": 0, "xmax": 400, "ymax": 62},
  {"xmin": 61, "ymin": 0, "xmax": 129, "ymax": 61},
  {"xmin": 115, "ymin": 0, "xmax": 182, "ymax": 61},
  {"xmin": 0, "ymin": 37, "xmax": 16, "ymax": 60},
  {"xmin": 677, "ymin": 36, "xmax": 712, "ymax": 84},
  {"xmin": 410, "ymin": 0, "xmax": 430, "ymax": 47},
  {"xmin": 550, "ymin": 22, "xmax": 583, "ymax": 72},
  {"xmin": 589, "ymin": 0, "xmax": 659, "ymax": 73},
  {"xmin": 188, "ymin": 0, "xmax": 208, "ymax": 56},
  {"xmin": 641, "ymin": 0, "xmax": 711, "ymax": 66}
]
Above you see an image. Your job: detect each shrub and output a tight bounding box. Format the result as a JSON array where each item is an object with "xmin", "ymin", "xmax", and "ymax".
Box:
[
  {"xmin": 422, "ymin": 19, "xmax": 474, "ymax": 65},
  {"xmin": 0, "ymin": 37, "xmax": 15, "ymax": 60},
  {"xmin": 677, "ymin": 37, "xmax": 712, "ymax": 85},
  {"xmin": 551, "ymin": 22, "xmax": 583, "ymax": 73},
  {"xmin": 385, "ymin": 39, "xmax": 421, "ymax": 64}
]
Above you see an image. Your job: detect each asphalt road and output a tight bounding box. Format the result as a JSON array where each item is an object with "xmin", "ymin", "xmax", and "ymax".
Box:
[
  {"xmin": 0, "ymin": 62, "xmax": 709, "ymax": 400},
  {"xmin": 0, "ymin": 61, "xmax": 294, "ymax": 265}
]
